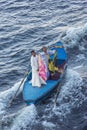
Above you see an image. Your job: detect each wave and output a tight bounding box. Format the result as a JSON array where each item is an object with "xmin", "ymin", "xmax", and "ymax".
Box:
[
  {"xmin": 53, "ymin": 69, "xmax": 85, "ymax": 117},
  {"xmin": 0, "ymin": 78, "xmax": 25, "ymax": 121},
  {"xmin": 10, "ymin": 104, "xmax": 37, "ymax": 130},
  {"xmin": 62, "ymin": 23, "xmax": 87, "ymax": 49}
]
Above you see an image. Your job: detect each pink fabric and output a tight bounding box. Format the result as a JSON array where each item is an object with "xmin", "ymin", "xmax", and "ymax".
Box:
[{"xmin": 38, "ymin": 55, "xmax": 47, "ymax": 81}]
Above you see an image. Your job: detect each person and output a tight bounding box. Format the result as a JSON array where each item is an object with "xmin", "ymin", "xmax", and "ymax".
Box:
[
  {"xmin": 40, "ymin": 46, "xmax": 56, "ymax": 78},
  {"xmin": 30, "ymin": 50, "xmax": 46, "ymax": 87}
]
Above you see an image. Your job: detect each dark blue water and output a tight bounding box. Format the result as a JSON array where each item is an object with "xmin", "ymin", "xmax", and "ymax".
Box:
[{"xmin": 0, "ymin": 0, "xmax": 87, "ymax": 130}]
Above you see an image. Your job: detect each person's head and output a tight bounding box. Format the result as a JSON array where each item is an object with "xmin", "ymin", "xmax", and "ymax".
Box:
[
  {"xmin": 42, "ymin": 46, "xmax": 47, "ymax": 53},
  {"xmin": 31, "ymin": 50, "xmax": 36, "ymax": 56}
]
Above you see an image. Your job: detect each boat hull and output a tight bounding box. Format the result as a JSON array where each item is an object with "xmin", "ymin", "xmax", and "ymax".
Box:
[{"xmin": 23, "ymin": 41, "xmax": 67, "ymax": 105}]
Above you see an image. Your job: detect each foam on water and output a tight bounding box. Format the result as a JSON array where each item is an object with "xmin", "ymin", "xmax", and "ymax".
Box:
[
  {"xmin": 10, "ymin": 104, "xmax": 37, "ymax": 130},
  {"xmin": 31, "ymin": 69, "xmax": 85, "ymax": 129},
  {"xmin": 73, "ymin": 65, "xmax": 83, "ymax": 70},
  {"xmin": 42, "ymin": 121, "xmax": 56, "ymax": 129},
  {"xmin": 76, "ymin": 54, "xmax": 85, "ymax": 62},
  {"xmin": 0, "ymin": 78, "xmax": 25, "ymax": 119},
  {"xmin": 62, "ymin": 23, "xmax": 87, "ymax": 49},
  {"xmin": 53, "ymin": 69, "xmax": 85, "ymax": 118}
]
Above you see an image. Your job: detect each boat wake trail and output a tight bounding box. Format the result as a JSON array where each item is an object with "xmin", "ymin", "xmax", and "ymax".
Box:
[
  {"xmin": 0, "ymin": 79, "xmax": 25, "ymax": 124},
  {"xmin": 53, "ymin": 69, "xmax": 85, "ymax": 118},
  {"xmin": 62, "ymin": 23, "xmax": 87, "ymax": 50},
  {"xmin": 0, "ymin": 104, "xmax": 37, "ymax": 130},
  {"xmin": 10, "ymin": 104, "xmax": 37, "ymax": 130},
  {"xmin": 32, "ymin": 69, "xmax": 86, "ymax": 130}
]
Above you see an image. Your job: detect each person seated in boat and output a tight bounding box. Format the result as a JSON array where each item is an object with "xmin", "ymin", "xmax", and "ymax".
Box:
[
  {"xmin": 30, "ymin": 50, "xmax": 46, "ymax": 87},
  {"xmin": 40, "ymin": 46, "xmax": 56, "ymax": 79}
]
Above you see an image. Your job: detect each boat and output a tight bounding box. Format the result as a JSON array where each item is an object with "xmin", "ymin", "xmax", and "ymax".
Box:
[{"xmin": 23, "ymin": 41, "xmax": 67, "ymax": 105}]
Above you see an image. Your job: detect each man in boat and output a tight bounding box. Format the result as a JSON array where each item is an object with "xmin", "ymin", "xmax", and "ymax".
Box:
[
  {"xmin": 30, "ymin": 50, "xmax": 46, "ymax": 87},
  {"xmin": 40, "ymin": 46, "xmax": 63, "ymax": 80},
  {"xmin": 40, "ymin": 46, "xmax": 56, "ymax": 79}
]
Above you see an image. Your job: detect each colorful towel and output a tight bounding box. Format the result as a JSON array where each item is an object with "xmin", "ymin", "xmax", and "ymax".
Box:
[{"xmin": 38, "ymin": 54, "xmax": 47, "ymax": 81}]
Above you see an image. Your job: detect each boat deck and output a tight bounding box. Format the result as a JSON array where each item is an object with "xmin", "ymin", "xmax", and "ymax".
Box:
[{"xmin": 23, "ymin": 79, "xmax": 59, "ymax": 102}]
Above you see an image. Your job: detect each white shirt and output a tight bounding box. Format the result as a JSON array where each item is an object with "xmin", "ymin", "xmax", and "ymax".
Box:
[
  {"xmin": 30, "ymin": 55, "xmax": 38, "ymax": 71},
  {"xmin": 40, "ymin": 50, "xmax": 55, "ymax": 68}
]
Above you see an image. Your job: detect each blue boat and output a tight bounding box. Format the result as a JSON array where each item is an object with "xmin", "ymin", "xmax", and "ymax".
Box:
[{"xmin": 23, "ymin": 41, "xmax": 67, "ymax": 105}]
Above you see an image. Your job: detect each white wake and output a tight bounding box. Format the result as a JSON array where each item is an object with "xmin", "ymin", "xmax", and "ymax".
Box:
[{"xmin": 10, "ymin": 104, "xmax": 37, "ymax": 130}]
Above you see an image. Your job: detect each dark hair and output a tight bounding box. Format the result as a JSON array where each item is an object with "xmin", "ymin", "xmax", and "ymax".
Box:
[
  {"xmin": 31, "ymin": 50, "xmax": 35, "ymax": 53},
  {"xmin": 42, "ymin": 46, "xmax": 47, "ymax": 51}
]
